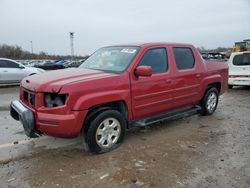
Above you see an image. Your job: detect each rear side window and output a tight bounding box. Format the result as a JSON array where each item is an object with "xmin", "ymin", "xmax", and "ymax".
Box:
[
  {"xmin": 173, "ymin": 47, "xmax": 195, "ymax": 70},
  {"xmin": 139, "ymin": 48, "xmax": 168, "ymax": 74},
  {"xmin": 233, "ymin": 54, "xmax": 250, "ymax": 66}
]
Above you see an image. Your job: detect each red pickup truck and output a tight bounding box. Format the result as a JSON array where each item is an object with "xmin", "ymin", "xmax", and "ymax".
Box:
[{"xmin": 10, "ymin": 42, "xmax": 228, "ymax": 153}]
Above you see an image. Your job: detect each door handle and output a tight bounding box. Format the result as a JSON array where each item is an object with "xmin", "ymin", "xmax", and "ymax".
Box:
[
  {"xmin": 165, "ymin": 79, "xmax": 172, "ymax": 84},
  {"xmin": 196, "ymin": 74, "xmax": 201, "ymax": 78},
  {"xmin": 3, "ymin": 70, "xmax": 8, "ymax": 72}
]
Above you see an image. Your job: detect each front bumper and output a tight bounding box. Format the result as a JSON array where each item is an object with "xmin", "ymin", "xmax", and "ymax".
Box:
[
  {"xmin": 10, "ymin": 100, "xmax": 88, "ymax": 138},
  {"xmin": 10, "ymin": 100, "xmax": 39, "ymax": 138}
]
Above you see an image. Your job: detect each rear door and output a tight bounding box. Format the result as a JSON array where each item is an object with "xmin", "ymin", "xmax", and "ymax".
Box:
[
  {"xmin": 171, "ymin": 46, "xmax": 202, "ymax": 109},
  {"xmin": 130, "ymin": 47, "xmax": 174, "ymax": 120}
]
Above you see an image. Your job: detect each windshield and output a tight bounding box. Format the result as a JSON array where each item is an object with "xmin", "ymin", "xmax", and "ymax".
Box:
[{"xmin": 79, "ymin": 47, "xmax": 139, "ymax": 73}]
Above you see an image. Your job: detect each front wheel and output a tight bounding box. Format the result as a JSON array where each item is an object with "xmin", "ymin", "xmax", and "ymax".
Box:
[
  {"xmin": 200, "ymin": 87, "xmax": 219, "ymax": 116},
  {"xmin": 86, "ymin": 110, "xmax": 126, "ymax": 154}
]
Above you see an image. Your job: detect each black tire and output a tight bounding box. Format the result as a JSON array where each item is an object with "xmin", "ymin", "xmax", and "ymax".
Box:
[
  {"xmin": 228, "ymin": 85, "xmax": 233, "ymax": 89},
  {"xmin": 200, "ymin": 87, "xmax": 219, "ymax": 116},
  {"xmin": 86, "ymin": 110, "xmax": 126, "ymax": 154}
]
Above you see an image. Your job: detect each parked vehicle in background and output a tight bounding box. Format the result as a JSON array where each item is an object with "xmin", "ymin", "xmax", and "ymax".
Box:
[
  {"xmin": 33, "ymin": 60, "xmax": 46, "ymax": 67},
  {"xmin": 64, "ymin": 60, "xmax": 85, "ymax": 68},
  {"xmin": 16, "ymin": 60, "xmax": 28, "ymax": 65},
  {"xmin": 0, "ymin": 58, "xmax": 45, "ymax": 85},
  {"xmin": 201, "ymin": 52, "xmax": 227, "ymax": 61},
  {"xmin": 34, "ymin": 60, "xmax": 64, "ymax": 70},
  {"xmin": 20, "ymin": 60, "xmax": 41, "ymax": 67},
  {"xmin": 19, "ymin": 61, "xmax": 31, "ymax": 66},
  {"xmin": 55, "ymin": 60, "xmax": 66, "ymax": 65},
  {"xmin": 228, "ymin": 51, "xmax": 250, "ymax": 88},
  {"xmin": 10, "ymin": 42, "xmax": 228, "ymax": 154},
  {"xmin": 232, "ymin": 39, "xmax": 250, "ymax": 53},
  {"xmin": 23, "ymin": 60, "xmax": 41, "ymax": 67},
  {"xmin": 26, "ymin": 60, "xmax": 54, "ymax": 67},
  {"xmin": 64, "ymin": 61, "xmax": 82, "ymax": 68}
]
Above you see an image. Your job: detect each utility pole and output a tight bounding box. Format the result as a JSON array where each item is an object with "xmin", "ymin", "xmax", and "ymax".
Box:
[
  {"xmin": 69, "ymin": 32, "xmax": 74, "ymax": 59},
  {"xmin": 30, "ymin": 40, "xmax": 33, "ymax": 54}
]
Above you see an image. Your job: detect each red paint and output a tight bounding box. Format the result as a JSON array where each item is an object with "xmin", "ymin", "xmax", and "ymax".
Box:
[
  {"xmin": 135, "ymin": 66, "xmax": 152, "ymax": 77},
  {"xmin": 19, "ymin": 42, "xmax": 228, "ymax": 138}
]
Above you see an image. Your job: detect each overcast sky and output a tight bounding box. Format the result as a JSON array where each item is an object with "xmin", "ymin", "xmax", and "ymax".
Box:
[{"xmin": 0, "ymin": 0, "xmax": 250, "ymax": 55}]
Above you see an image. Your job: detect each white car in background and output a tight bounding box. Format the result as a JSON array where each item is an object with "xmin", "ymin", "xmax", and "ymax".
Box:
[
  {"xmin": 228, "ymin": 51, "xmax": 250, "ymax": 88},
  {"xmin": 0, "ymin": 58, "xmax": 45, "ymax": 85}
]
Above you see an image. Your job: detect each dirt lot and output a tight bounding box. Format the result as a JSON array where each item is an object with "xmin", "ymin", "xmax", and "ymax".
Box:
[{"xmin": 0, "ymin": 87, "xmax": 249, "ymax": 188}]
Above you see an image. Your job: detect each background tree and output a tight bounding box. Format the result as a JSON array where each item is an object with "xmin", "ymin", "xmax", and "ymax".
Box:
[{"xmin": 0, "ymin": 44, "xmax": 88, "ymax": 60}]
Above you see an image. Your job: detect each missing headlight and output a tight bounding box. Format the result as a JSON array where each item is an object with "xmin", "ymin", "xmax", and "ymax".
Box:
[{"xmin": 44, "ymin": 93, "xmax": 67, "ymax": 107}]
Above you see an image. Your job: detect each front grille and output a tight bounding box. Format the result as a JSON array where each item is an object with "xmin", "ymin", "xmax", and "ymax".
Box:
[{"xmin": 23, "ymin": 90, "xmax": 36, "ymax": 108}]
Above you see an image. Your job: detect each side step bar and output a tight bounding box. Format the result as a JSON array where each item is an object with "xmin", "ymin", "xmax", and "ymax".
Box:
[{"xmin": 132, "ymin": 105, "xmax": 201, "ymax": 127}]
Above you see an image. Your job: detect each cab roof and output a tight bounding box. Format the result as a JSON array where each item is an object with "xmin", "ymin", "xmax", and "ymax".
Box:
[{"xmin": 107, "ymin": 42, "xmax": 194, "ymax": 48}]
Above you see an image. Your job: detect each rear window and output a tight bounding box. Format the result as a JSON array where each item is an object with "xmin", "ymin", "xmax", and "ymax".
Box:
[
  {"xmin": 173, "ymin": 47, "xmax": 195, "ymax": 70},
  {"xmin": 233, "ymin": 54, "xmax": 250, "ymax": 66}
]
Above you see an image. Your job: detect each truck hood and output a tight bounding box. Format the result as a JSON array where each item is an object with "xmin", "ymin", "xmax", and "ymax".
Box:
[{"xmin": 21, "ymin": 68, "xmax": 116, "ymax": 92}]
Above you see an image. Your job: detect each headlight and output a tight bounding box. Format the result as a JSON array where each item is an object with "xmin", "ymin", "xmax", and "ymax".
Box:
[{"xmin": 44, "ymin": 93, "xmax": 67, "ymax": 107}]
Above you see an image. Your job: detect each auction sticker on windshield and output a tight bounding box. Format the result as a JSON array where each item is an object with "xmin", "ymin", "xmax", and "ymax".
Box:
[{"xmin": 121, "ymin": 48, "xmax": 137, "ymax": 53}]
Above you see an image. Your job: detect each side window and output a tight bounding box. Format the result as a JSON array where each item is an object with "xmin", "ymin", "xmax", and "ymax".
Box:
[
  {"xmin": 0, "ymin": 60, "xmax": 7, "ymax": 68},
  {"xmin": 173, "ymin": 47, "xmax": 195, "ymax": 70},
  {"xmin": 139, "ymin": 48, "xmax": 168, "ymax": 74},
  {"xmin": 5, "ymin": 60, "xmax": 20, "ymax": 68}
]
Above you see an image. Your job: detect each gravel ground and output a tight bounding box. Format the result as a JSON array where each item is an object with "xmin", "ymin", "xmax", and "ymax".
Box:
[{"xmin": 0, "ymin": 87, "xmax": 249, "ymax": 188}]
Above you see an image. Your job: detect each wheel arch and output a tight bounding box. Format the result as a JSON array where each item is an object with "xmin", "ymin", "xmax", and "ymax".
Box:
[
  {"xmin": 207, "ymin": 82, "xmax": 221, "ymax": 93},
  {"xmin": 82, "ymin": 100, "xmax": 129, "ymax": 134},
  {"xmin": 200, "ymin": 82, "xmax": 221, "ymax": 106},
  {"xmin": 29, "ymin": 73, "xmax": 37, "ymax": 76}
]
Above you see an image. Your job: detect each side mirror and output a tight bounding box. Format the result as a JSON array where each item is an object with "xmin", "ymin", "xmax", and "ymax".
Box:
[{"xmin": 135, "ymin": 66, "xmax": 152, "ymax": 77}]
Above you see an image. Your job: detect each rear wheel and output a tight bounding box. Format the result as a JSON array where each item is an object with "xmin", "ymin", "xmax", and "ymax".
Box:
[
  {"xmin": 228, "ymin": 85, "xmax": 233, "ymax": 89},
  {"xmin": 86, "ymin": 110, "xmax": 126, "ymax": 154},
  {"xmin": 200, "ymin": 87, "xmax": 219, "ymax": 116}
]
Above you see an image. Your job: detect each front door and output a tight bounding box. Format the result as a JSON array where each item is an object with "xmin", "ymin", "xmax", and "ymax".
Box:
[{"xmin": 130, "ymin": 47, "xmax": 174, "ymax": 120}]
